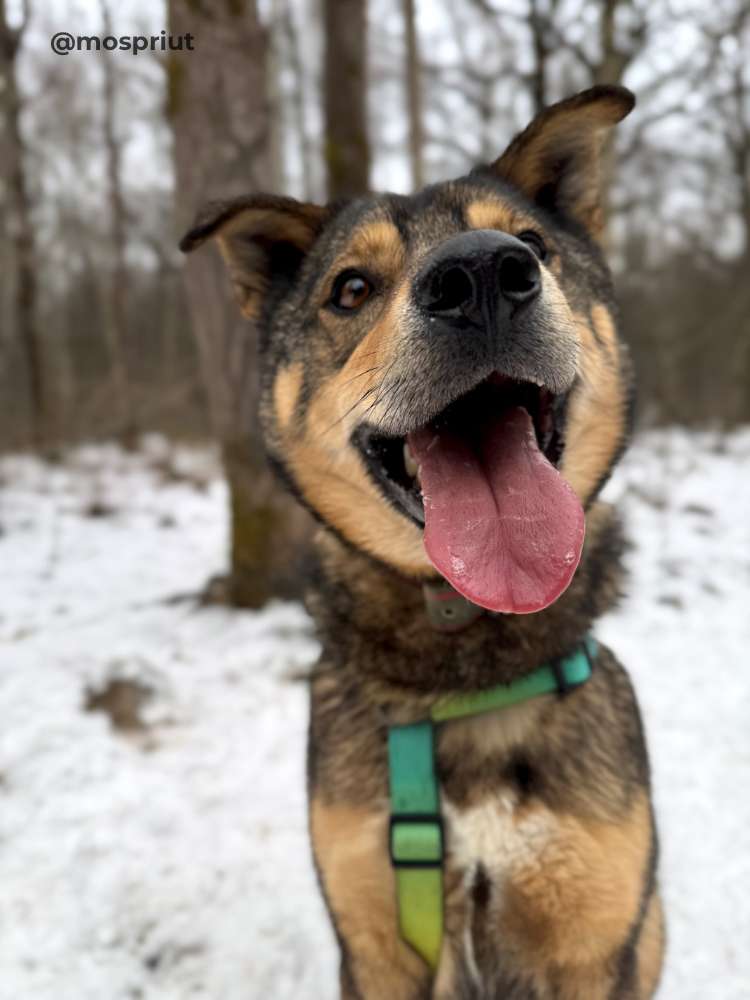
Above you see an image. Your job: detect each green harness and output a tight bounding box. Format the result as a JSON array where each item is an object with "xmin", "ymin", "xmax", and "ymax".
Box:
[{"xmin": 387, "ymin": 635, "xmax": 597, "ymax": 968}]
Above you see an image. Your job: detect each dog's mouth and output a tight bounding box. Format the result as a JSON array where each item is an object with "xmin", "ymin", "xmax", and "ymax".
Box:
[
  {"xmin": 354, "ymin": 376, "xmax": 567, "ymax": 525},
  {"xmin": 353, "ymin": 374, "xmax": 585, "ymax": 615}
]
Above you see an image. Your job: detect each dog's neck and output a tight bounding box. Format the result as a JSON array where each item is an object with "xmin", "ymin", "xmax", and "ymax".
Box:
[{"xmin": 305, "ymin": 501, "xmax": 625, "ymax": 695}]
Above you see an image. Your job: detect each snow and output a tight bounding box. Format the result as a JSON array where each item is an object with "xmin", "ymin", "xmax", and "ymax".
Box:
[{"xmin": 1, "ymin": 429, "xmax": 749, "ymax": 999}]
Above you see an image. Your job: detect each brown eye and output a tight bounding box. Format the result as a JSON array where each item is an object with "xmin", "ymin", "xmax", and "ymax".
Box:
[
  {"xmin": 330, "ymin": 271, "xmax": 373, "ymax": 312},
  {"xmin": 516, "ymin": 230, "xmax": 548, "ymax": 262}
]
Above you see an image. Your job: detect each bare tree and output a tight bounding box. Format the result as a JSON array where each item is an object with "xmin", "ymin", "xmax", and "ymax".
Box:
[
  {"xmin": 280, "ymin": 1, "xmax": 316, "ymax": 200},
  {"xmin": 696, "ymin": 2, "xmax": 750, "ymax": 421},
  {"xmin": 169, "ymin": 0, "xmax": 311, "ymax": 607},
  {"xmin": 99, "ymin": 0, "xmax": 135, "ymax": 442},
  {"xmin": 402, "ymin": 0, "xmax": 424, "ymax": 189},
  {"xmin": 527, "ymin": 0, "xmax": 556, "ymax": 112},
  {"xmin": 0, "ymin": 0, "xmax": 46, "ymax": 448},
  {"xmin": 324, "ymin": 0, "xmax": 371, "ymax": 197},
  {"xmin": 710, "ymin": 4, "xmax": 750, "ymax": 256},
  {"xmin": 267, "ymin": 0, "xmax": 288, "ymax": 193},
  {"xmin": 520, "ymin": 0, "xmax": 648, "ymax": 232}
]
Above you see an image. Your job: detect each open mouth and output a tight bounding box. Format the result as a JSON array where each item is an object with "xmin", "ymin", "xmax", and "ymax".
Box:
[
  {"xmin": 353, "ymin": 374, "xmax": 568, "ymax": 527},
  {"xmin": 353, "ymin": 374, "xmax": 585, "ymax": 615}
]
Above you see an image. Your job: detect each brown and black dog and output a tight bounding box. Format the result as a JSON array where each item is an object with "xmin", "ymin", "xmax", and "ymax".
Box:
[{"xmin": 181, "ymin": 86, "xmax": 664, "ymax": 999}]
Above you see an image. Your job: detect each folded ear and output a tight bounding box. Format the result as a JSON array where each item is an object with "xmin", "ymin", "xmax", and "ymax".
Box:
[
  {"xmin": 491, "ymin": 86, "xmax": 635, "ymax": 239},
  {"xmin": 180, "ymin": 194, "xmax": 330, "ymax": 318}
]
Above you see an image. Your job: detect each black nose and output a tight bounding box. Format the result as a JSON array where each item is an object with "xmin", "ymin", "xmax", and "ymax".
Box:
[{"xmin": 414, "ymin": 229, "xmax": 541, "ymax": 323}]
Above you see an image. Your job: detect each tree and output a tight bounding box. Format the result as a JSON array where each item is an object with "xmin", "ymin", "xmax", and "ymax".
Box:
[
  {"xmin": 522, "ymin": 0, "xmax": 647, "ymax": 223},
  {"xmin": 402, "ymin": 0, "xmax": 424, "ymax": 190},
  {"xmin": 696, "ymin": 1, "xmax": 750, "ymax": 422},
  {"xmin": 323, "ymin": 0, "xmax": 371, "ymax": 197},
  {"xmin": 99, "ymin": 0, "xmax": 135, "ymax": 442},
  {"xmin": 279, "ymin": 0, "xmax": 317, "ymax": 200},
  {"xmin": 0, "ymin": 0, "xmax": 46, "ymax": 448},
  {"xmin": 169, "ymin": 0, "xmax": 311, "ymax": 607}
]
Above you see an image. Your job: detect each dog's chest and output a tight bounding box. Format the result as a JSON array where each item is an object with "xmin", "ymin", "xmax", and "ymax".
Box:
[
  {"xmin": 436, "ymin": 700, "xmax": 554, "ymax": 883},
  {"xmin": 435, "ymin": 789, "xmax": 559, "ymax": 996},
  {"xmin": 433, "ymin": 705, "xmax": 562, "ymax": 992},
  {"xmin": 443, "ymin": 791, "xmax": 555, "ymax": 883}
]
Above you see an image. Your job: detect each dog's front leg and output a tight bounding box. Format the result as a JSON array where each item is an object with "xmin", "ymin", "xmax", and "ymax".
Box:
[{"xmin": 311, "ymin": 798, "xmax": 432, "ymax": 999}]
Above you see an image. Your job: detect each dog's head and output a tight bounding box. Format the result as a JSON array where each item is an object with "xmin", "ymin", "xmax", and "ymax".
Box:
[{"xmin": 181, "ymin": 86, "xmax": 635, "ymax": 616}]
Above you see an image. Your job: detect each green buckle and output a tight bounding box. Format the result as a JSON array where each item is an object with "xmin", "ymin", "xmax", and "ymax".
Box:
[{"xmin": 389, "ymin": 814, "xmax": 444, "ymax": 868}]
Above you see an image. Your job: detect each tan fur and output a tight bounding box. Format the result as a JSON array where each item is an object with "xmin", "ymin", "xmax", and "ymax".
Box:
[
  {"xmin": 288, "ymin": 428, "xmax": 428, "ymax": 573},
  {"xmin": 638, "ymin": 891, "xmax": 666, "ymax": 997},
  {"xmin": 218, "ymin": 205, "xmax": 319, "ymax": 248},
  {"xmin": 562, "ymin": 304, "xmax": 627, "ymax": 503},
  {"xmin": 433, "ymin": 788, "xmax": 654, "ymax": 997},
  {"xmin": 335, "ymin": 278, "xmax": 412, "ymax": 390},
  {"xmin": 311, "ymin": 798, "xmax": 427, "ymax": 997},
  {"xmin": 273, "ymin": 362, "xmax": 304, "ymax": 432},
  {"xmin": 345, "ymin": 219, "xmax": 406, "ymax": 273},
  {"xmin": 432, "ymin": 946, "xmax": 461, "ymax": 999},
  {"xmin": 275, "ymin": 279, "xmax": 435, "ymax": 576},
  {"xmin": 494, "ymin": 89, "xmax": 633, "ymax": 238},
  {"xmin": 501, "ymin": 792, "xmax": 651, "ymax": 968},
  {"xmin": 465, "ymin": 200, "xmax": 518, "ymax": 233},
  {"xmin": 465, "ymin": 200, "xmax": 564, "ymax": 278},
  {"xmin": 216, "ymin": 206, "xmax": 325, "ymax": 318}
]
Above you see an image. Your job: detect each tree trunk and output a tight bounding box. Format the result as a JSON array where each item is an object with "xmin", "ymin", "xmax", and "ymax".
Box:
[
  {"xmin": 586, "ymin": 0, "xmax": 644, "ymax": 245},
  {"xmin": 726, "ymin": 10, "xmax": 750, "ymax": 422},
  {"xmin": 528, "ymin": 0, "xmax": 549, "ymax": 115},
  {"xmin": 281, "ymin": 1, "xmax": 314, "ymax": 200},
  {"xmin": 323, "ymin": 0, "xmax": 371, "ymax": 198},
  {"xmin": 593, "ymin": 0, "xmax": 627, "ymax": 233},
  {"xmin": 169, "ymin": 0, "xmax": 311, "ymax": 608},
  {"xmin": 267, "ymin": 0, "xmax": 287, "ymax": 193},
  {"xmin": 0, "ymin": 0, "xmax": 46, "ymax": 450},
  {"xmin": 592, "ymin": 0, "xmax": 632, "ymax": 87},
  {"xmin": 99, "ymin": 0, "xmax": 134, "ymax": 442},
  {"xmin": 402, "ymin": 0, "xmax": 424, "ymax": 190}
]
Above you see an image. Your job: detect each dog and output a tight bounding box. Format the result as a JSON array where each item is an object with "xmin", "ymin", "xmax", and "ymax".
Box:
[{"xmin": 181, "ymin": 85, "xmax": 664, "ymax": 999}]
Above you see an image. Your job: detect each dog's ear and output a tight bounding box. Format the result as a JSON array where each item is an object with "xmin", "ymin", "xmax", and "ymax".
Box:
[
  {"xmin": 491, "ymin": 86, "xmax": 635, "ymax": 238},
  {"xmin": 179, "ymin": 194, "xmax": 330, "ymax": 318}
]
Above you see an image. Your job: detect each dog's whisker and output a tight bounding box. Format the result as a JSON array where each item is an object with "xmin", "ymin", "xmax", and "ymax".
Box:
[
  {"xmin": 339, "ymin": 364, "xmax": 384, "ymax": 389},
  {"xmin": 320, "ymin": 380, "xmax": 385, "ymax": 436},
  {"xmin": 360, "ymin": 371, "xmax": 400, "ymax": 425},
  {"xmin": 328, "ymin": 355, "xmax": 403, "ymax": 434},
  {"xmin": 371, "ymin": 370, "xmax": 407, "ymax": 429},
  {"xmin": 368, "ymin": 357, "xmax": 400, "ymax": 408}
]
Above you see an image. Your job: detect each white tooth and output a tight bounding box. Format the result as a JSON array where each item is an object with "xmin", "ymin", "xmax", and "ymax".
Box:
[{"xmin": 403, "ymin": 442, "xmax": 418, "ymax": 478}]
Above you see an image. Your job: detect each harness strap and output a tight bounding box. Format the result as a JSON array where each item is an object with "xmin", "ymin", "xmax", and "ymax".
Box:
[
  {"xmin": 387, "ymin": 637, "xmax": 597, "ymax": 969},
  {"xmin": 388, "ymin": 721, "xmax": 443, "ymax": 967}
]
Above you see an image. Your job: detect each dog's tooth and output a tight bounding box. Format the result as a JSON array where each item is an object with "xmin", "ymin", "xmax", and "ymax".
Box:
[{"xmin": 403, "ymin": 443, "xmax": 418, "ymax": 478}]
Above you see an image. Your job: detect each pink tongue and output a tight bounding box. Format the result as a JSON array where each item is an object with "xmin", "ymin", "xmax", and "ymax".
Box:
[{"xmin": 408, "ymin": 407, "xmax": 585, "ymax": 614}]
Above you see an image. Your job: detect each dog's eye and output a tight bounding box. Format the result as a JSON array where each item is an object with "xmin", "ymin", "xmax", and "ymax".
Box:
[
  {"xmin": 329, "ymin": 271, "xmax": 373, "ymax": 312},
  {"xmin": 516, "ymin": 230, "xmax": 548, "ymax": 262}
]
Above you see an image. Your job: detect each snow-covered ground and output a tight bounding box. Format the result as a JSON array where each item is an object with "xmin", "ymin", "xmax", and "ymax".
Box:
[{"xmin": 0, "ymin": 429, "xmax": 748, "ymax": 1000}]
